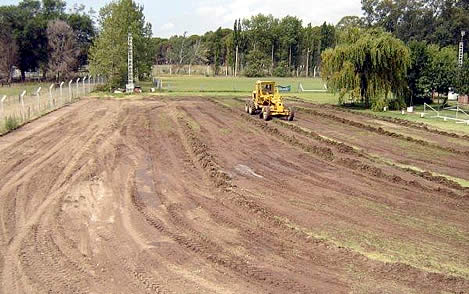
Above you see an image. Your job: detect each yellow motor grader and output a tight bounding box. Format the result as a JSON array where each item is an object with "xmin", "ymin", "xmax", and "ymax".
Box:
[{"xmin": 245, "ymin": 81, "xmax": 294, "ymax": 121}]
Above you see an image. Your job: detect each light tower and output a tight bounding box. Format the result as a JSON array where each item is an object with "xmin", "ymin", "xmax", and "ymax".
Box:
[
  {"xmin": 126, "ymin": 32, "xmax": 135, "ymax": 93},
  {"xmin": 459, "ymin": 31, "xmax": 465, "ymax": 67}
]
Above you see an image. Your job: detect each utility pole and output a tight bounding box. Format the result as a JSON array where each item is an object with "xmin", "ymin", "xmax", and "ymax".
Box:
[
  {"xmin": 459, "ymin": 31, "xmax": 465, "ymax": 67},
  {"xmin": 126, "ymin": 32, "xmax": 135, "ymax": 93},
  {"xmin": 306, "ymin": 48, "xmax": 310, "ymax": 77},
  {"xmin": 235, "ymin": 45, "xmax": 239, "ymax": 77}
]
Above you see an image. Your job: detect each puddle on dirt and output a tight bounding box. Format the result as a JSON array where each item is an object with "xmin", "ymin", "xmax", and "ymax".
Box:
[
  {"xmin": 135, "ymin": 154, "xmax": 160, "ymax": 209},
  {"xmin": 234, "ymin": 164, "xmax": 264, "ymax": 178}
]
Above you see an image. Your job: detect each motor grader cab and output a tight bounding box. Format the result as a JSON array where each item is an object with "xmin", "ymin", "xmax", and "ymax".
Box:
[{"xmin": 245, "ymin": 81, "xmax": 294, "ymax": 121}]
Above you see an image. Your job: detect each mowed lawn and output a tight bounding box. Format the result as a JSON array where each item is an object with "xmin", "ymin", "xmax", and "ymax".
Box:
[
  {"xmin": 157, "ymin": 76, "xmax": 326, "ymax": 92},
  {"xmin": 0, "ymin": 82, "xmax": 54, "ymax": 97},
  {"xmin": 142, "ymin": 75, "xmax": 337, "ymax": 104}
]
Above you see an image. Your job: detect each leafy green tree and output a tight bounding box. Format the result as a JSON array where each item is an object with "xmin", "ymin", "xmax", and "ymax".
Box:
[
  {"xmin": 89, "ymin": 0, "xmax": 152, "ymax": 88},
  {"xmin": 418, "ymin": 45, "xmax": 458, "ymax": 101},
  {"xmin": 0, "ymin": 20, "xmax": 18, "ymax": 82},
  {"xmin": 406, "ymin": 41, "xmax": 431, "ymax": 104},
  {"xmin": 0, "ymin": 0, "xmax": 93, "ymax": 79},
  {"xmin": 278, "ymin": 16, "xmax": 303, "ymax": 69},
  {"xmin": 320, "ymin": 22, "xmax": 336, "ymax": 51},
  {"xmin": 67, "ymin": 7, "xmax": 95, "ymax": 69},
  {"xmin": 336, "ymin": 16, "xmax": 364, "ymax": 30},
  {"xmin": 244, "ymin": 48, "xmax": 270, "ymax": 77},
  {"xmin": 321, "ymin": 29, "xmax": 411, "ymax": 110},
  {"xmin": 361, "ymin": 0, "xmax": 469, "ymax": 46}
]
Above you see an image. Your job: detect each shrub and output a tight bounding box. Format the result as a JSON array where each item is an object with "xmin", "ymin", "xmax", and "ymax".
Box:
[{"xmin": 273, "ymin": 61, "xmax": 290, "ymax": 77}]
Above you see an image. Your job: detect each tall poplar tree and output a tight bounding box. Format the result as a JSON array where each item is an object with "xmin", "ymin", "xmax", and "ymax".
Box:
[{"xmin": 89, "ymin": 0, "xmax": 152, "ymax": 88}]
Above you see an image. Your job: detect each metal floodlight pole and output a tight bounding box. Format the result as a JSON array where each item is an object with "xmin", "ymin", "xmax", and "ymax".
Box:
[
  {"xmin": 126, "ymin": 32, "xmax": 135, "ymax": 93},
  {"xmin": 68, "ymin": 80, "xmax": 73, "ymax": 102},
  {"xmin": 459, "ymin": 31, "xmax": 465, "ymax": 67}
]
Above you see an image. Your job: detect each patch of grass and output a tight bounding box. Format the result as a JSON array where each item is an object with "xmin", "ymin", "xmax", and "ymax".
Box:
[
  {"xmin": 357, "ymin": 109, "xmax": 469, "ymax": 136},
  {"xmin": 0, "ymin": 82, "xmax": 52, "ymax": 97},
  {"xmin": 4, "ymin": 115, "xmax": 20, "ymax": 132},
  {"xmin": 379, "ymin": 158, "xmax": 469, "ymax": 187},
  {"xmin": 274, "ymin": 215, "xmax": 469, "ymax": 279},
  {"xmin": 219, "ymin": 128, "xmax": 232, "ymax": 135},
  {"xmin": 357, "ymin": 198, "xmax": 469, "ymax": 244}
]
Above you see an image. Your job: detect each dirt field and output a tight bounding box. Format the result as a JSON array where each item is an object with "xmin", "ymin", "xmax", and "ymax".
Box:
[{"xmin": 0, "ymin": 97, "xmax": 468, "ymax": 293}]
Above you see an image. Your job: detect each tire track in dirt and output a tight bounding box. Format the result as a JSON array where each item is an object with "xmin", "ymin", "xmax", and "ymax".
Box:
[
  {"xmin": 128, "ymin": 106, "xmax": 319, "ymax": 293},
  {"xmin": 209, "ymin": 98, "xmax": 468, "ymax": 201},
  {"xmin": 1, "ymin": 97, "xmax": 468, "ymax": 293},
  {"xmin": 230, "ymin": 97, "xmax": 469, "ymax": 194},
  {"xmin": 295, "ymin": 106, "xmax": 469, "ymax": 157},
  {"xmin": 284, "ymin": 97, "xmax": 469, "ymax": 142},
  {"xmin": 188, "ymin": 98, "xmax": 469, "ymax": 292}
]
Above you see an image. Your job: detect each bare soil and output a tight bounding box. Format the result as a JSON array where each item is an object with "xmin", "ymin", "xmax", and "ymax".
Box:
[{"xmin": 0, "ymin": 97, "xmax": 468, "ymax": 294}]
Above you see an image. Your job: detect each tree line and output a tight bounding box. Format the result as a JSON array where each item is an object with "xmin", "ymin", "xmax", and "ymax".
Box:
[
  {"xmin": 0, "ymin": 0, "xmax": 94, "ymax": 82},
  {"xmin": 153, "ymin": 16, "xmax": 336, "ymax": 77},
  {"xmin": 320, "ymin": 0, "xmax": 468, "ymax": 110},
  {"xmin": 1, "ymin": 0, "xmax": 467, "ymax": 110}
]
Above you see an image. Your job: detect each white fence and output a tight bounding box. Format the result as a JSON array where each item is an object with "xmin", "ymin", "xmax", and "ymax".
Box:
[
  {"xmin": 422, "ymin": 103, "xmax": 469, "ymax": 125},
  {"xmin": 0, "ymin": 76, "xmax": 105, "ymax": 132}
]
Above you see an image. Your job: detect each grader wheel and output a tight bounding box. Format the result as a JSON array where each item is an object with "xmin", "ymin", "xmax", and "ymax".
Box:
[
  {"xmin": 287, "ymin": 107, "xmax": 295, "ymax": 121},
  {"xmin": 248, "ymin": 101, "xmax": 256, "ymax": 115},
  {"xmin": 263, "ymin": 107, "xmax": 271, "ymax": 121}
]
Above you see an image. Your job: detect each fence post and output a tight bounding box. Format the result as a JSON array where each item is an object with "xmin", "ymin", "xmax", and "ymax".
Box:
[
  {"xmin": 0, "ymin": 95, "xmax": 6, "ymax": 119},
  {"xmin": 76, "ymin": 78, "xmax": 80, "ymax": 100},
  {"xmin": 60, "ymin": 81, "xmax": 64, "ymax": 105},
  {"xmin": 68, "ymin": 80, "xmax": 73, "ymax": 102},
  {"xmin": 49, "ymin": 84, "xmax": 54, "ymax": 108},
  {"xmin": 88, "ymin": 75, "xmax": 92, "ymax": 92},
  {"xmin": 20, "ymin": 90, "xmax": 26, "ymax": 120},
  {"xmin": 82, "ymin": 76, "xmax": 87, "ymax": 95},
  {"xmin": 35, "ymin": 87, "xmax": 41, "ymax": 112}
]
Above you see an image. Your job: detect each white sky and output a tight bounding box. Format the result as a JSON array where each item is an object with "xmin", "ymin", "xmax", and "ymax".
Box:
[{"xmin": 0, "ymin": 0, "xmax": 363, "ymax": 38}]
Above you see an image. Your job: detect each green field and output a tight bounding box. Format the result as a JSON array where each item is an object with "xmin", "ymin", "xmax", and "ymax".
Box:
[
  {"xmin": 0, "ymin": 82, "xmax": 53, "ymax": 97},
  {"xmin": 138, "ymin": 75, "xmax": 337, "ymax": 104},
  {"xmin": 357, "ymin": 105, "xmax": 469, "ymax": 135},
  {"xmin": 156, "ymin": 76, "xmax": 325, "ymax": 92}
]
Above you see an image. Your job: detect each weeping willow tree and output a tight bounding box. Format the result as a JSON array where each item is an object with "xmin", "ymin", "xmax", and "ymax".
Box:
[{"xmin": 321, "ymin": 29, "xmax": 411, "ymax": 111}]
